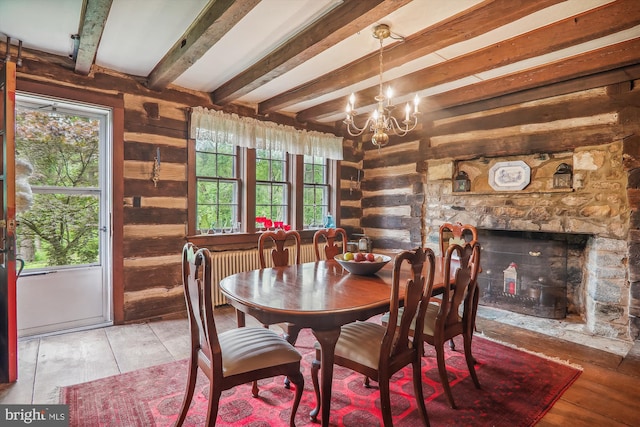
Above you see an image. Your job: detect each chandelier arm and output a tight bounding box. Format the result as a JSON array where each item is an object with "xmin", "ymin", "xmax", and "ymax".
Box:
[
  {"xmin": 387, "ymin": 116, "xmax": 418, "ymax": 137},
  {"xmin": 345, "ymin": 116, "xmax": 373, "ymax": 136}
]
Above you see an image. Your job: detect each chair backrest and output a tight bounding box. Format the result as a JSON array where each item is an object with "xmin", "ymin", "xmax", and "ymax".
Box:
[
  {"xmin": 439, "ymin": 222, "xmax": 478, "ymax": 255},
  {"xmin": 258, "ymin": 229, "xmax": 301, "ymax": 268},
  {"xmin": 437, "ymin": 242, "xmax": 481, "ymax": 333},
  {"xmin": 381, "ymin": 247, "xmax": 436, "ymax": 363},
  {"xmin": 182, "ymin": 242, "xmax": 221, "ymax": 373},
  {"xmin": 313, "ymin": 227, "xmax": 348, "ymax": 261}
]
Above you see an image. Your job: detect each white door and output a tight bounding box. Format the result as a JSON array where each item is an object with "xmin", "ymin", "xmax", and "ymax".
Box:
[{"xmin": 14, "ymin": 93, "xmax": 112, "ymax": 337}]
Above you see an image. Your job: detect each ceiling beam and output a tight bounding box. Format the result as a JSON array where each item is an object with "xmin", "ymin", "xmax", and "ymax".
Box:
[
  {"xmin": 297, "ymin": 0, "xmax": 640, "ymax": 123},
  {"xmin": 423, "ymin": 37, "xmax": 640, "ymax": 114},
  {"xmin": 258, "ymin": 0, "xmax": 565, "ymax": 115},
  {"xmin": 74, "ymin": 0, "xmax": 113, "ymax": 75},
  {"xmin": 146, "ymin": 0, "xmax": 260, "ymax": 91},
  {"xmin": 211, "ymin": 0, "xmax": 411, "ymax": 105}
]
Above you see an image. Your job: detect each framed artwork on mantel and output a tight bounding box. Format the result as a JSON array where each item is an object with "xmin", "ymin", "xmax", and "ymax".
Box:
[{"xmin": 488, "ymin": 160, "xmax": 531, "ymax": 191}]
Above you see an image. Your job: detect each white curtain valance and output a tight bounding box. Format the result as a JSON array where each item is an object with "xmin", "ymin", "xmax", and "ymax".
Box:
[{"xmin": 189, "ymin": 106, "xmax": 343, "ymax": 160}]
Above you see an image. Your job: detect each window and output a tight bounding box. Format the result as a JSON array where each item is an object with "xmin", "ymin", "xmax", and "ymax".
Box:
[
  {"xmin": 188, "ymin": 107, "xmax": 343, "ymax": 241},
  {"xmin": 195, "ymin": 139, "xmax": 239, "ymax": 233},
  {"xmin": 303, "ymin": 155, "xmax": 329, "ymax": 228},
  {"xmin": 255, "ymin": 148, "xmax": 288, "ymax": 223}
]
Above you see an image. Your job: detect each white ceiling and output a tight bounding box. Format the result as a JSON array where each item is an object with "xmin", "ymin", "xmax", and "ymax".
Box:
[{"xmin": 1, "ymin": 0, "xmax": 638, "ymax": 129}]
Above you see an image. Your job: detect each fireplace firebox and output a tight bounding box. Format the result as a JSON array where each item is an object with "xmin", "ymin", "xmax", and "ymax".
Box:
[{"xmin": 476, "ymin": 230, "xmax": 587, "ymax": 319}]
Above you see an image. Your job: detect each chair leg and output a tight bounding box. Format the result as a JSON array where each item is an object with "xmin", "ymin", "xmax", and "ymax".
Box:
[
  {"xmin": 436, "ymin": 343, "xmax": 457, "ymax": 409},
  {"xmin": 463, "ymin": 332, "xmax": 481, "ymax": 389},
  {"xmin": 287, "ymin": 370, "xmax": 305, "ymax": 427},
  {"xmin": 175, "ymin": 356, "xmax": 199, "ymax": 427},
  {"xmin": 364, "ymin": 376, "xmax": 371, "ymax": 388},
  {"xmin": 448, "ymin": 338, "xmax": 456, "ymax": 351},
  {"xmin": 412, "ymin": 357, "xmax": 430, "ymax": 427},
  {"xmin": 379, "ymin": 377, "xmax": 393, "ymax": 427},
  {"xmin": 205, "ymin": 381, "xmax": 222, "ymax": 427},
  {"xmin": 310, "ymin": 356, "xmax": 321, "ymax": 422}
]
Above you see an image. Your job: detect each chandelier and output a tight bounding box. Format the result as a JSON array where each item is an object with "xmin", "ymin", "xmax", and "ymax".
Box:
[{"xmin": 344, "ymin": 24, "xmax": 419, "ymax": 148}]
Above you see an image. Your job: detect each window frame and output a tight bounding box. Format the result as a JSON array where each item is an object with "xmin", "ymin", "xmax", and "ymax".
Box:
[{"xmin": 187, "ymin": 140, "xmax": 340, "ymax": 247}]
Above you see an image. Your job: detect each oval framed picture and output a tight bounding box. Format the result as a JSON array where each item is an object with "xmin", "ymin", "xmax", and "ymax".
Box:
[{"xmin": 488, "ymin": 160, "xmax": 531, "ymax": 191}]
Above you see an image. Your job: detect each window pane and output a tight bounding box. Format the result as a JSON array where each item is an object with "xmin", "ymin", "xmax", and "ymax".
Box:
[
  {"xmin": 255, "ymin": 183, "xmax": 271, "ymax": 208},
  {"xmin": 196, "ymin": 152, "xmax": 217, "ymax": 177},
  {"xmin": 314, "ymin": 164, "xmax": 325, "ymax": 184},
  {"xmin": 17, "ymin": 193, "xmax": 99, "ymax": 268},
  {"xmin": 256, "ymin": 157, "xmax": 270, "ymax": 180},
  {"xmin": 198, "ymin": 180, "xmax": 218, "ymax": 204},
  {"xmin": 304, "ymin": 162, "xmax": 314, "ymax": 183},
  {"xmin": 273, "ymin": 158, "xmax": 286, "ymax": 181},
  {"xmin": 217, "ymin": 153, "xmax": 234, "ymax": 178},
  {"xmin": 197, "ymin": 203, "xmax": 217, "ymax": 231},
  {"xmin": 272, "ymin": 183, "xmax": 285, "ymax": 201},
  {"xmin": 195, "ymin": 139, "xmax": 215, "ymax": 153}
]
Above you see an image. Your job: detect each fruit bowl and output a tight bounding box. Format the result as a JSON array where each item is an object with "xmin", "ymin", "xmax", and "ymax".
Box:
[{"xmin": 334, "ymin": 253, "xmax": 391, "ymax": 275}]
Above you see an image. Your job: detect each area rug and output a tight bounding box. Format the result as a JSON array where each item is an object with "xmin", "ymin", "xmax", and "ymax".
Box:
[{"xmin": 60, "ymin": 328, "xmax": 581, "ymax": 427}]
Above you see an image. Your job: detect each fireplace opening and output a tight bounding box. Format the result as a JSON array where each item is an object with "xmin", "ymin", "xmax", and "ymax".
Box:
[{"xmin": 476, "ymin": 229, "xmax": 589, "ymax": 319}]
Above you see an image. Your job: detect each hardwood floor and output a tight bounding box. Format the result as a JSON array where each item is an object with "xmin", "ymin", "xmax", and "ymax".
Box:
[{"xmin": 1, "ymin": 305, "xmax": 639, "ymax": 426}]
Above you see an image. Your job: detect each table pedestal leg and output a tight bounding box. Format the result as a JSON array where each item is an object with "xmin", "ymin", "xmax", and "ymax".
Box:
[{"xmin": 309, "ymin": 328, "xmax": 341, "ymax": 427}]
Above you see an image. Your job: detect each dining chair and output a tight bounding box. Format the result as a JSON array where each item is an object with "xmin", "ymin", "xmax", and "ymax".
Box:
[
  {"xmin": 310, "ymin": 247, "xmax": 435, "ymax": 427},
  {"xmin": 438, "ymin": 222, "xmax": 478, "ymax": 350},
  {"xmin": 177, "ymin": 242, "xmax": 304, "ymax": 427},
  {"xmin": 259, "ymin": 228, "xmax": 302, "ymax": 268},
  {"xmin": 439, "ymin": 222, "xmax": 478, "ymax": 256},
  {"xmin": 257, "ymin": 228, "xmax": 303, "ymax": 390},
  {"xmin": 313, "ymin": 227, "xmax": 348, "ymax": 261},
  {"xmin": 384, "ymin": 242, "xmax": 481, "ymax": 410},
  {"xmin": 257, "ymin": 229, "xmax": 303, "ymax": 343}
]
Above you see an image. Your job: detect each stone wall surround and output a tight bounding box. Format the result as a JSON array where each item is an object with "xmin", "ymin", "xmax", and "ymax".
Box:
[{"xmin": 425, "ymin": 142, "xmax": 637, "ymax": 341}]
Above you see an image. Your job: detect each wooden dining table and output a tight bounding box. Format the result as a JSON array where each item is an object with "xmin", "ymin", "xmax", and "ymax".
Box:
[{"xmin": 218, "ymin": 255, "xmax": 451, "ymax": 427}]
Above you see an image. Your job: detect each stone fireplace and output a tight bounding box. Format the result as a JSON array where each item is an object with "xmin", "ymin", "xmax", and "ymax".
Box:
[{"xmin": 424, "ymin": 142, "xmax": 636, "ymax": 341}]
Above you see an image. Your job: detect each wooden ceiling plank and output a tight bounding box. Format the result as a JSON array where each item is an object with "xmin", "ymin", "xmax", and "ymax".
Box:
[
  {"xmin": 211, "ymin": 0, "xmax": 411, "ymax": 105},
  {"xmin": 74, "ymin": 0, "xmax": 113, "ymax": 75},
  {"xmin": 259, "ymin": 0, "xmax": 565, "ymax": 115},
  {"xmin": 147, "ymin": 0, "xmax": 260, "ymax": 91},
  {"xmin": 298, "ymin": 0, "xmax": 640, "ymax": 123}
]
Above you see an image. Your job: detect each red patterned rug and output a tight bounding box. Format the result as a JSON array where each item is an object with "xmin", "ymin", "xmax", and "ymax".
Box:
[{"xmin": 60, "ymin": 328, "xmax": 581, "ymax": 426}]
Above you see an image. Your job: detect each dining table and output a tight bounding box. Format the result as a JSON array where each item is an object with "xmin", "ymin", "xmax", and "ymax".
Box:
[{"xmin": 218, "ymin": 253, "xmax": 453, "ymax": 426}]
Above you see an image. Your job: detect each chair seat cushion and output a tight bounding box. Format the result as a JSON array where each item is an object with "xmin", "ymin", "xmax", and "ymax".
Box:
[
  {"xmin": 315, "ymin": 321, "xmax": 385, "ymax": 370},
  {"xmin": 220, "ymin": 327, "xmax": 301, "ymax": 377},
  {"xmin": 381, "ymin": 302, "xmax": 441, "ymax": 336}
]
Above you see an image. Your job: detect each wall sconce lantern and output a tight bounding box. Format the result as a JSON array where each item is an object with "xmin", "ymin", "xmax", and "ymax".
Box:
[
  {"xmin": 553, "ymin": 163, "xmax": 573, "ymax": 189},
  {"xmin": 453, "ymin": 170, "xmax": 471, "ymax": 192}
]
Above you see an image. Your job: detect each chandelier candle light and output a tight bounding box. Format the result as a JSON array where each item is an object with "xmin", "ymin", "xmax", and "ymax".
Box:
[{"xmin": 344, "ymin": 24, "xmax": 419, "ymax": 148}]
